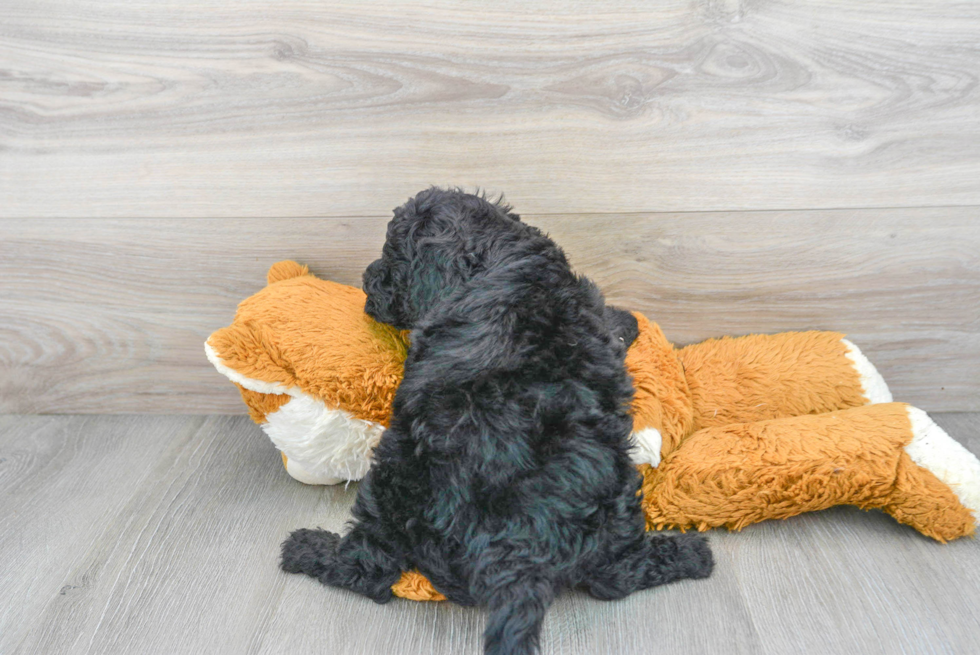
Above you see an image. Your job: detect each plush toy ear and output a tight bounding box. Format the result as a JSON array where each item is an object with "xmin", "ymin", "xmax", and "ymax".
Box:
[
  {"xmin": 206, "ymin": 321, "xmax": 296, "ymax": 392},
  {"xmin": 267, "ymin": 260, "xmax": 309, "ymax": 285}
]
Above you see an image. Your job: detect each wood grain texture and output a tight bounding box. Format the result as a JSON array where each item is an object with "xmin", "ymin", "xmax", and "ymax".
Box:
[
  {"xmin": 0, "ymin": 415, "xmax": 208, "ymax": 654},
  {"xmin": 2, "ymin": 413, "xmax": 978, "ymax": 654},
  {"xmin": 2, "ymin": 0, "xmax": 979, "ymax": 217},
  {"xmin": 1, "ymin": 210, "xmax": 977, "ymax": 414}
]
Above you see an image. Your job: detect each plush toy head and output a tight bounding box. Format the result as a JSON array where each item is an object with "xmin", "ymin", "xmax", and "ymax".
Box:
[{"xmin": 205, "ymin": 261, "xmax": 410, "ymax": 484}]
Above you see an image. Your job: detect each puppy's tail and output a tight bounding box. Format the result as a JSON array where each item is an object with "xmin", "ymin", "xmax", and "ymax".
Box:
[
  {"xmin": 280, "ymin": 527, "xmax": 340, "ymax": 579},
  {"xmin": 483, "ymin": 574, "xmax": 556, "ymax": 655}
]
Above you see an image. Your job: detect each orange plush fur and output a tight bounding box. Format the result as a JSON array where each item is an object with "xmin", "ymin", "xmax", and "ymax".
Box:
[{"xmin": 207, "ymin": 262, "xmax": 980, "ymax": 601}]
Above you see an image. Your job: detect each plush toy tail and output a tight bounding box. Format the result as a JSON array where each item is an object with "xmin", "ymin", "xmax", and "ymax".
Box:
[
  {"xmin": 641, "ymin": 403, "xmax": 979, "ymax": 542},
  {"xmin": 677, "ymin": 331, "xmax": 891, "ymax": 432}
]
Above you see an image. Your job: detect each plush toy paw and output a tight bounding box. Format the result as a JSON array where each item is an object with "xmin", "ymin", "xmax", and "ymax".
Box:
[
  {"xmin": 904, "ymin": 406, "xmax": 980, "ymax": 518},
  {"xmin": 630, "ymin": 427, "xmax": 663, "ymax": 468},
  {"xmin": 280, "ymin": 453, "xmax": 345, "ymax": 486}
]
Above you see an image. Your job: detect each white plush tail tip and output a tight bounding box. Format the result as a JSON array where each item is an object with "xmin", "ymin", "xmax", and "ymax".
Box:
[{"xmin": 842, "ymin": 339, "xmax": 893, "ymax": 404}]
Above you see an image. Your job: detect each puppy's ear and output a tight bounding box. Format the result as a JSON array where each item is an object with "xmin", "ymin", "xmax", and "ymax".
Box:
[
  {"xmin": 603, "ymin": 306, "xmax": 639, "ymax": 348},
  {"xmin": 363, "ymin": 258, "xmax": 407, "ymax": 327},
  {"xmin": 404, "ymin": 213, "xmax": 475, "ymax": 318}
]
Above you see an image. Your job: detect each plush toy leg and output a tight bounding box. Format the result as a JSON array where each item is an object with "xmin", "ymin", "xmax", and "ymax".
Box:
[
  {"xmin": 676, "ymin": 331, "xmax": 892, "ymax": 432},
  {"xmin": 641, "ymin": 403, "xmax": 979, "ymax": 542}
]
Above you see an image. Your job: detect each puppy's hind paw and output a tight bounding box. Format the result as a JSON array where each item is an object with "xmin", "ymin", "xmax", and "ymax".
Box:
[
  {"xmin": 676, "ymin": 533, "xmax": 714, "ymax": 580},
  {"xmin": 280, "ymin": 528, "xmax": 340, "ymax": 578}
]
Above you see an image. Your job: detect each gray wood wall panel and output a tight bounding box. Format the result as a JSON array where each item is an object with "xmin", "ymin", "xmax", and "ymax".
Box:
[
  {"xmin": 1, "ymin": 210, "xmax": 977, "ymax": 414},
  {"xmin": 2, "ymin": 0, "xmax": 979, "ymax": 217}
]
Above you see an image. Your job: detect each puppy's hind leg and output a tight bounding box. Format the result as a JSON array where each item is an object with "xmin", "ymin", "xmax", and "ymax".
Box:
[
  {"xmin": 642, "ymin": 533, "xmax": 714, "ymax": 587},
  {"xmin": 582, "ymin": 533, "xmax": 713, "ymax": 601},
  {"xmin": 280, "ymin": 527, "xmax": 339, "ymax": 580},
  {"xmin": 280, "ymin": 523, "xmax": 403, "ymax": 604}
]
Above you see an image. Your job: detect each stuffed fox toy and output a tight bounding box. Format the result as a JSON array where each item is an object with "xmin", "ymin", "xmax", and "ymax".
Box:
[{"xmin": 207, "ymin": 261, "xmax": 980, "ymax": 601}]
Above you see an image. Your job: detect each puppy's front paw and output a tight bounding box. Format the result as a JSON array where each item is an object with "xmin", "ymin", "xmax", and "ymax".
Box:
[
  {"xmin": 676, "ymin": 534, "xmax": 713, "ymax": 580},
  {"xmin": 280, "ymin": 528, "xmax": 340, "ymax": 578}
]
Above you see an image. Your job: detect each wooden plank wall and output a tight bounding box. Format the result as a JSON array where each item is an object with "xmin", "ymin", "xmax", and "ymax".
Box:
[
  {"xmin": 1, "ymin": 1, "xmax": 978, "ymax": 413},
  {"xmin": 2, "ymin": 213, "xmax": 977, "ymax": 413}
]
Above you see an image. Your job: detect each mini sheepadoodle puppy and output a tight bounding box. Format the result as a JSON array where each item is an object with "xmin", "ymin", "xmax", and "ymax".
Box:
[{"xmin": 281, "ymin": 188, "xmax": 713, "ymax": 655}]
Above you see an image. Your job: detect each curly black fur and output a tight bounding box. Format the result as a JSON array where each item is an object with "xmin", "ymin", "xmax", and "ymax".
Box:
[{"xmin": 281, "ymin": 188, "xmax": 713, "ymax": 655}]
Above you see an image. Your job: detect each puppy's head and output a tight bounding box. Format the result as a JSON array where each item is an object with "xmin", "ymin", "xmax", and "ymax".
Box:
[{"xmin": 363, "ymin": 187, "xmax": 523, "ymax": 329}]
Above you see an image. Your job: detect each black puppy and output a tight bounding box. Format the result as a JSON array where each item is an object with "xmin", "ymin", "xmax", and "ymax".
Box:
[{"xmin": 281, "ymin": 188, "xmax": 713, "ymax": 655}]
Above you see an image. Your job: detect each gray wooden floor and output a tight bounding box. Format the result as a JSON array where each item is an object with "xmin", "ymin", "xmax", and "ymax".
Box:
[{"xmin": 2, "ymin": 413, "xmax": 978, "ymax": 655}]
